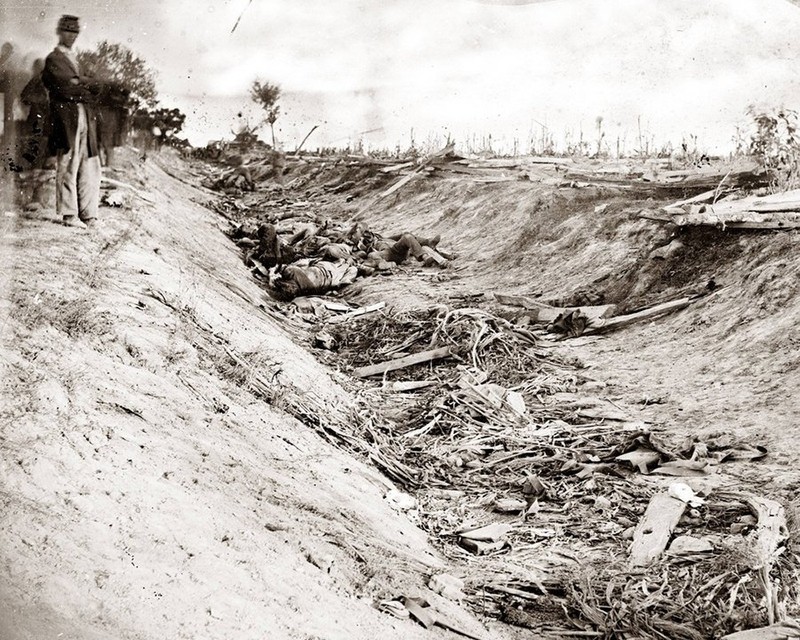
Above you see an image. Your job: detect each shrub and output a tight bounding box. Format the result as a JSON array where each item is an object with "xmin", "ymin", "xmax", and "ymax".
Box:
[{"xmin": 747, "ymin": 106, "xmax": 800, "ymax": 191}]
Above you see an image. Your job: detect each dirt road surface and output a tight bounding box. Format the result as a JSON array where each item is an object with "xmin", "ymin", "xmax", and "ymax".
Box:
[
  {"xmin": 0, "ymin": 154, "xmax": 507, "ymax": 640},
  {"xmin": 3, "ymin": 148, "xmax": 800, "ymax": 638}
]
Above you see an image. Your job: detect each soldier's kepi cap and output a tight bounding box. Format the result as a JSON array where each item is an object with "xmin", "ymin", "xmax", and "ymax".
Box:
[{"xmin": 57, "ymin": 15, "xmax": 80, "ymax": 33}]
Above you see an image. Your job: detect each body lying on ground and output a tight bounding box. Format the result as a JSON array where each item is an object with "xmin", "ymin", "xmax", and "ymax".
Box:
[
  {"xmin": 246, "ymin": 223, "xmax": 297, "ymax": 268},
  {"xmin": 366, "ymin": 232, "xmax": 442, "ymax": 267},
  {"xmin": 270, "ymin": 259, "xmax": 358, "ymax": 300}
]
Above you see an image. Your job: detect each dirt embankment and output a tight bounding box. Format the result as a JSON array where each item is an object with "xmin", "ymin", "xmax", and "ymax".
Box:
[
  {"xmin": 192, "ymin": 151, "xmax": 800, "ymax": 635},
  {"xmin": 206, "ymin": 150, "xmax": 800, "ymax": 521},
  {"xmin": 301, "ymin": 166, "xmax": 800, "ymax": 488},
  {"xmin": 0, "ymin": 152, "xmax": 505, "ymax": 640},
  {"xmin": 5, "ymin": 147, "xmax": 800, "ymax": 639}
]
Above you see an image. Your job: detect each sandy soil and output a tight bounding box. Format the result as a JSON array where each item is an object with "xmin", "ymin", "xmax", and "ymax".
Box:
[
  {"xmin": 5, "ymin": 148, "xmax": 800, "ymax": 639},
  {"xmin": 329, "ymin": 171, "xmax": 800, "ymax": 498},
  {"xmin": 0, "ymin": 152, "xmax": 506, "ymax": 640}
]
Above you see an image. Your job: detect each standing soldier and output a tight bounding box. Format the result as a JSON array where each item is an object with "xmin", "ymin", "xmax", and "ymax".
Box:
[{"xmin": 41, "ymin": 15, "xmax": 100, "ymax": 228}]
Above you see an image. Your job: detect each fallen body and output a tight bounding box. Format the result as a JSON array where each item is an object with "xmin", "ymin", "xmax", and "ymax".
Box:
[{"xmin": 271, "ymin": 259, "xmax": 358, "ymax": 300}]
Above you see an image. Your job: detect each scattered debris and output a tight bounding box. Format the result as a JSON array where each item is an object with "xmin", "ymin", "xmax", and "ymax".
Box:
[
  {"xmin": 629, "ymin": 492, "xmax": 687, "ymax": 567},
  {"xmin": 494, "ymin": 289, "xmax": 705, "ymax": 339},
  {"xmin": 662, "ymin": 187, "xmax": 800, "ymax": 229},
  {"xmin": 429, "ymin": 574, "xmax": 465, "ymax": 600},
  {"xmin": 353, "ymin": 346, "xmax": 452, "ymax": 378},
  {"xmin": 398, "ymin": 596, "xmax": 489, "ymax": 640},
  {"xmin": 585, "ymin": 296, "xmax": 699, "ymax": 335},
  {"xmin": 327, "ymin": 301, "xmax": 386, "ymax": 324}
]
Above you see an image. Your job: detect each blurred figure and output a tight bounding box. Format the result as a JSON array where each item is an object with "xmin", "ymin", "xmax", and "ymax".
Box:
[
  {"xmin": 95, "ymin": 82, "xmax": 130, "ymax": 168},
  {"xmin": 19, "ymin": 58, "xmax": 50, "ymax": 170}
]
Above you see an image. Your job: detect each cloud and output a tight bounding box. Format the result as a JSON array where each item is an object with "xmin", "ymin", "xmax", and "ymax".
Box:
[{"xmin": 4, "ymin": 0, "xmax": 800, "ymax": 149}]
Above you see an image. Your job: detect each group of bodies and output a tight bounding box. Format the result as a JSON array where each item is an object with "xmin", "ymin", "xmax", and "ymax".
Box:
[{"xmin": 232, "ymin": 217, "xmax": 448, "ymax": 300}]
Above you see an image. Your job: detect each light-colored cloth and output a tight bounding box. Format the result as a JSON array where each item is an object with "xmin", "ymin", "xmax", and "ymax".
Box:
[
  {"xmin": 56, "ymin": 103, "xmax": 100, "ymax": 220},
  {"xmin": 282, "ymin": 260, "xmax": 357, "ymax": 294}
]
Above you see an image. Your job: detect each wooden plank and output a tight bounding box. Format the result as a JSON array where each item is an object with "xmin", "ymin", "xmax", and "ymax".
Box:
[
  {"xmin": 403, "ymin": 598, "xmax": 435, "ymax": 628},
  {"xmin": 722, "ymin": 620, "xmax": 800, "ymax": 640},
  {"xmin": 683, "ymin": 190, "xmax": 800, "ymax": 218},
  {"xmin": 724, "ymin": 220, "xmax": 800, "ymax": 230},
  {"xmin": 459, "ymin": 157, "xmax": 520, "ymax": 168},
  {"xmin": 523, "ymin": 156, "xmax": 575, "ymax": 166},
  {"xmin": 671, "ymin": 213, "xmax": 800, "ymax": 229},
  {"xmin": 629, "ymin": 493, "xmax": 686, "ymax": 567},
  {"xmin": 387, "ymin": 380, "xmax": 437, "ymax": 392},
  {"xmin": 101, "ymin": 176, "xmax": 156, "ymax": 203},
  {"xmin": 639, "ymin": 210, "xmax": 674, "ymax": 223},
  {"xmin": 377, "ymin": 143, "xmax": 455, "ymax": 200},
  {"xmin": 495, "ymin": 294, "xmax": 616, "ymax": 323},
  {"xmin": 380, "ymin": 161, "xmax": 414, "ymax": 174},
  {"xmin": 327, "ymin": 301, "xmax": 386, "ymax": 324},
  {"xmin": 587, "ymin": 297, "xmax": 693, "ymax": 333},
  {"xmin": 378, "ymin": 169, "xmax": 421, "ymax": 198},
  {"xmin": 662, "ymin": 188, "xmax": 719, "ymax": 214},
  {"xmin": 493, "ymin": 293, "xmax": 550, "ymax": 310},
  {"xmin": 354, "ymin": 346, "xmax": 452, "ymax": 378},
  {"xmin": 322, "ymin": 301, "xmax": 351, "ymax": 312},
  {"xmin": 746, "ymin": 495, "xmax": 788, "ymax": 625},
  {"xmin": 750, "ymin": 200, "xmax": 800, "ymax": 213}
]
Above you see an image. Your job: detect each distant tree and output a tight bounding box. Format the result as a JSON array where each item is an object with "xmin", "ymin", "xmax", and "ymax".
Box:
[
  {"xmin": 77, "ymin": 41, "xmax": 158, "ymax": 111},
  {"xmin": 149, "ymin": 107, "xmax": 186, "ymax": 147},
  {"xmin": 133, "ymin": 106, "xmax": 186, "ymax": 150},
  {"xmin": 748, "ymin": 106, "xmax": 800, "ymax": 190},
  {"xmin": 595, "ymin": 115, "xmax": 606, "ymax": 157},
  {"xmin": 250, "ymin": 80, "xmax": 281, "ymax": 147}
]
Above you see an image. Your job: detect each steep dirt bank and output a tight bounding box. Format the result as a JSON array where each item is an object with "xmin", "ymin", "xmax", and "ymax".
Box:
[
  {"xmin": 5, "ymin": 145, "xmax": 798, "ymax": 638},
  {"xmin": 309, "ymin": 169, "xmax": 800, "ymax": 492},
  {"xmin": 0, "ymin": 153, "xmax": 505, "ymax": 640},
  {"xmin": 187, "ymin": 151, "xmax": 800, "ymax": 635}
]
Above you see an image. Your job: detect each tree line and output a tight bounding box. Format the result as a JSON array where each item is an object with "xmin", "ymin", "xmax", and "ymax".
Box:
[
  {"xmin": 76, "ymin": 40, "xmax": 187, "ymax": 148},
  {"xmin": 72, "ymin": 41, "xmax": 285, "ymax": 152}
]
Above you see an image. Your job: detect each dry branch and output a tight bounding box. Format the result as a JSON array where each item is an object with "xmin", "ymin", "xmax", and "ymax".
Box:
[
  {"xmin": 586, "ymin": 297, "xmax": 694, "ymax": 333},
  {"xmin": 629, "ymin": 493, "xmax": 687, "ymax": 567},
  {"xmin": 353, "ymin": 346, "xmax": 452, "ymax": 378}
]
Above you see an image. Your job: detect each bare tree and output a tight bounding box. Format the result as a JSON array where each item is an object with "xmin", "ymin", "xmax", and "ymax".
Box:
[{"xmin": 250, "ymin": 80, "xmax": 281, "ymax": 148}]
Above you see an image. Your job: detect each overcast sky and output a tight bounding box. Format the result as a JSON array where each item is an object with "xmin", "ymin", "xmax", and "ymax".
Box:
[{"xmin": 3, "ymin": 0, "xmax": 800, "ymax": 152}]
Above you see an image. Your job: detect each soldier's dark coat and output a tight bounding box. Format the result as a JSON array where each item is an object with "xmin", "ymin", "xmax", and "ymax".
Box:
[{"xmin": 41, "ymin": 46, "xmax": 99, "ymax": 158}]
